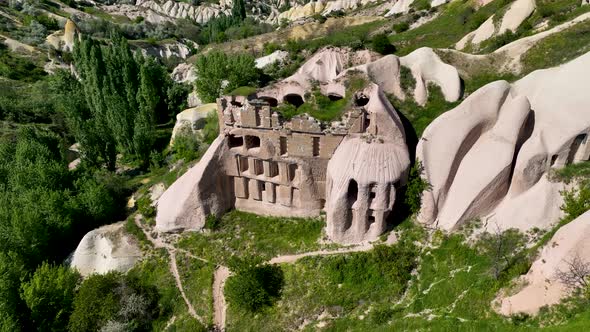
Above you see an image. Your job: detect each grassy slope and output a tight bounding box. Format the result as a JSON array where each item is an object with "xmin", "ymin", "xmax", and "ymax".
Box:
[
  {"xmin": 521, "ymin": 19, "xmax": 590, "ymax": 75},
  {"xmin": 177, "ymin": 210, "xmax": 329, "ymax": 264},
  {"xmin": 389, "ymin": 0, "xmax": 510, "ymax": 55}
]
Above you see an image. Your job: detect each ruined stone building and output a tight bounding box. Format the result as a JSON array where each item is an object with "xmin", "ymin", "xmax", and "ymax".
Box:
[
  {"xmin": 156, "ymin": 80, "xmax": 411, "ymax": 243},
  {"xmin": 156, "ymin": 48, "xmax": 413, "ymax": 244}
]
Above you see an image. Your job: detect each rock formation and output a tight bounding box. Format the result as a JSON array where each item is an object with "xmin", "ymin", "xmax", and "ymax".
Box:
[
  {"xmin": 172, "ymin": 63, "xmax": 197, "ymax": 83},
  {"xmin": 170, "ymin": 103, "xmax": 218, "ymax": 144},
  {"xmin": 255, "ymin": 50, "xmax": 290, "ymax": 69},
  {"xmin": 157, "ymin": 47, "xmax": 413, "ymax": 243},
  {"xmin": 498, "ymin": 210, "xmax": 590, "ymax": 315},
  {"xmin": 46, "ymin": 19, "xmax": 80, "ymax": 52},
  {"xmin": 417, "ymin": 51, "xmax": 590, "ymax": 232},
  {"xmin": 456, "ymin": 0, "xmax": 535, "ymax": 50},
  {"xmin": 399, "ymin": 47, "xmax": 462, "ymax": 105},
  {"xmin": 385, "ymin": 0, "xmax": 450, "ymax": 16},
  {"xmin": 135, "ymin": 0, "xmax": 230, "ymax": 24},
  {"xmin": 278, "ymin": 0, "xmax": 381, "ymax": 22},
  {"xmin": 70, "ymin": 222, "xmax": 142, "ymax": 277}
]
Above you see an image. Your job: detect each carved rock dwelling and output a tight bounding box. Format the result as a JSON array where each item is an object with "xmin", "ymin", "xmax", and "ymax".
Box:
[{"xmin": 156, "ymin": 49, "xmax": 412, "ymax": 243}]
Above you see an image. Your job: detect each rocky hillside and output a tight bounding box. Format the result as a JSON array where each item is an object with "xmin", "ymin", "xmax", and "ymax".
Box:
[{"xmin": 3, "ymin": 0, "xmax": 590, "ymax": 330}]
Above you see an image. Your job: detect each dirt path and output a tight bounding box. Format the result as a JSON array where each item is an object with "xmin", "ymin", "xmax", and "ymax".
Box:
[
  {"xmin": 268, "ymin": 243, "xmax": 373, "ymax": 264},
  {"xmin": 134, "ymin": 215, "xmax": 205, "ymax": 325},
  {"xmin": 213, "ymin": 266, "xmax": 230, "ymax": 330}
]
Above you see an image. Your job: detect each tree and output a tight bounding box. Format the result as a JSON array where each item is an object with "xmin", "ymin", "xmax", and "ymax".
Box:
[
  {"xmin": 478, "ymin": 226, "xmax": 527, "ymax": 280},
  {"xmin": 69, "ymin": 273, "xmax": 159, "ymax": 332},
  {"xmin": 134, "ymin": 58, "xmax": 159, "ymax": 167},
  {"xmin": 194, "ymin": 51, "xmax": 260, "ymax": 103},
  {"xmin": 225, "ymin": 53, "xmax": 260, "ymax": 93},
  {"xmin": 71, "ymin": 33, "xmax": 169, "ymax": 168},
  {"xmin": 20, "ymin": 263, "xmax": 81, "ymax": 331},
  {"xmin": 0, "ymin": 252, "xmax": 27, "ymax": 330},
  {"xmin": 232, "ymin": 0, "xmax": 246, "ymax": 21},
  {"xmin": 560, "ymin": 182, "xmax": 590, "ymax": 222},
  {"xmin": 555, "ymin": 254, "xmax": 590, "ymax": 291},
  {"xmin": 69, "ymin": 273, "xmax": 121, "ymax": 332},
  {"xmin": 194, "ymin": 51, "xmax": 228, "ymax": 103}
]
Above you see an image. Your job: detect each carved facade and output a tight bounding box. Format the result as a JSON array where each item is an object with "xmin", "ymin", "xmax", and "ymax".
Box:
[{"xmin": 157, "ymin": 82, "xmax": 410, "ymax": 244}]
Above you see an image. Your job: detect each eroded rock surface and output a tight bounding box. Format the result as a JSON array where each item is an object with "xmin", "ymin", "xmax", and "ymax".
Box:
[
  {"xmin": 498, "ymin": 210, "xmax": 590, "ymax": 315},
  {"xmin": 70, "ymin": 222, "xmax": 142, "ymax": 277},
  {"xmin": 418, "ymin": 51, "xmax": 590, "ymax": 232}
]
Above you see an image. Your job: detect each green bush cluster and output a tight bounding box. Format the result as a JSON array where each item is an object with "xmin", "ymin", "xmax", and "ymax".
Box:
[
  {"xmin": 225, "ymin": 258, "xmax": 284, "ymax": 312},
  {"xmin": 194, "ymin": 51, "xmax": 261, "ymax": 102},
  {"xmin": 404, "ymin": 160, "xmax": 431, "ymax": 214},
  {"xmin": 68, "ymin": 272, "xmax": 159, "ymax": 332},
  {"xmin": 275, "ymin": 74, "xmax": 367, "ymax": 122}
]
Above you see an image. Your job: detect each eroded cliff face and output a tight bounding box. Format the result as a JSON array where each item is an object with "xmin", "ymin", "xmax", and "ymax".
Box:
[{"xmin": 417, "ymin": 52, "xmax": 590, "ymax": 233}]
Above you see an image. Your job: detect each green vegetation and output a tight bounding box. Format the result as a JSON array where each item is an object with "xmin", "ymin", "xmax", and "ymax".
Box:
[
  {"xmin": 68, "ymin": 272, "xmax": 159, "ymax": 332},
  {"xmin": 551, "ymin": 161, "xmax": 590, "ymax": 183},
  {"xmin": 0, "ymin": 44, "xmax": 46, "ymax": 82},
  {"xmin": 284, "ymin": 20, "xmax": 386, "ymax": 54},
  {"xmin": 176, "ymin": 253, "xmax": 215, "ymax": 323},
  {"xmin": 535, "ymin": 0, "xmax": 590, "ymax": 26},
  {"xmin": 178, "ymin": 210, "xmax": 327, "ymax": 264},
  {"xmin": 66, "ymin": 34, "xmax": 175, "ymax": 168},
  {"xmin": 276, "ymin": 74, "xmax": 367, "ymax": 122},
  {"xmin": 225, "ymin": 257, "xmax": 284, "ymax": 312},
  {"xmin": 194, "ymin": 51, "xmax": 261, "ymax": 102},
  {"xmin": 201, "ymin": 110, "xmax": 219, "ymax": 144},
  {"xmin": 230, "ymin": 86, "xmax": 257, "ymax": 97},
  {"xmin": 521, "ymin": 19, "xmax": 590, "ymax": 75},
  {"xmin": 20, "ymin": 263, "xmax": 81, "ymax": 331},
  {"xmin": 389, "ymin": 0, "xmax": 511, "ymax": 55},
  {"xmin": 371, "ymin": 33, "xmax": 396, "ymax": 55},
  {"xmin": 389, "ymin": 83, "xmax": 460, "ymax": 137},
  {"xmin": 227, "ymin": 239, "xmax": 418, "ymax": 330},
  {"xmin": 404, "ymin": 160, "xmax": 431, "ymax": 214}
]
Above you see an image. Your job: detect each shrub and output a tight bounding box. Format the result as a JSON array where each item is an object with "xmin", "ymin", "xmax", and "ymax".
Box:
[
  {"xmin": 137, "ymin": 195, "xmax": 156, "ymax": 218},
  {"xmin": 204, "ymin": 214, "xmax": 220, "ymax": 231},
  {"xmin": 225, "ymin": 258, "xmax": 284, "ymax": 312},
  {"xmin": 393, "ymin": 22, "xmax": 410, "ymax": 33},
  {"xmin": 560, "ymin": 182, "xmax": 590, "ymax": 222},
  {"xmin": 69, "ymin": 272, "xmax": 159, "ymax": 332},
  {"xmin": 371, "ymin": 33, "xmax": 396, "ymax": 54},
  {"xmin": 477, "ymin": 228, "xmax": 528, "ymax": 280},
  {"xmin": 404, "ymin": 160, "xmax": 431, "ymax": 214},
  {"xmin": 171, "ymin": 130, "xmax": 201, "ymax": 162},
  {"xmin": 399, "ymin": 65, "xmax": 416, "ymax": 96},
  {"xmin": 201, "ymin": 110, "xmax": 220, "ymax": 145}
]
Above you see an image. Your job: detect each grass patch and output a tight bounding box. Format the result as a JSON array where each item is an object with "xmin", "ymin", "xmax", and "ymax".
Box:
[
  {"xmin": 177, "ymin": 210, "xmax": 328, "ymax": 265},
  {"xmin": 521, "ymin": 19, "xmax": 590, "ymax": 75},
  {"xmin": 389, "ymin": 0, "xmax": 510, "ymax": 55},
  {"xmin": 230, "ymin": 86, "xmax": 257, "ymax": 96},
  {"xmin": 127, "ymin": 249, "xmax": 207, "ymax": 331},
  {"xmin": 226, "ymin": 240, "xmax": 418, "ymax": 330},
  {"xmin": 388, "ymin": 83, "xmax": 460, "ymax": 137},
  {"xmin": 175, "ymin": 252, "xmax": 215, "ymax": 325},
  {"xmin": 275, "ymin": 74, "xmax": 368, "ymax": 122},
  {"xmin": 550, "ymin": 161, "xmax": 590, "ymax": 183}
]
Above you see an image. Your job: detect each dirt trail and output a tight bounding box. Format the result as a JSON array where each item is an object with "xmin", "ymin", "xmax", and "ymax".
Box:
[
  {"xmin": 134, "ymin": 215, "xmax": 205, "ymax": 325},
  {"xmin": 268, "ymin": 243, "xmax": 373, "ymax": 264},
  {"xmin": 213, "ymin": 266, "xmax": 230, "ymax": 330}
]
